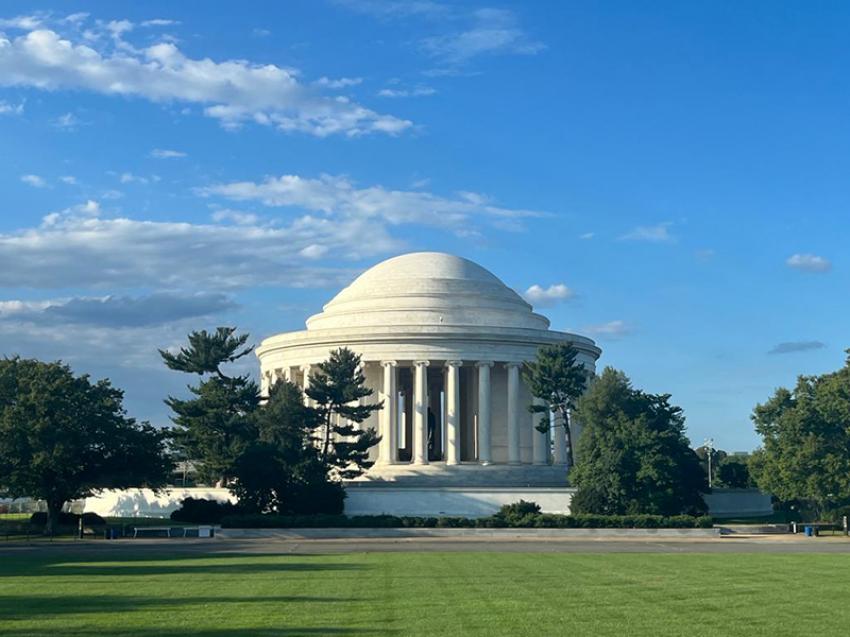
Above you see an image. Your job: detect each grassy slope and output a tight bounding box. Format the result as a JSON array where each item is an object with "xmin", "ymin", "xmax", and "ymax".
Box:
[{"xmin": 1, "ymin": 551, "xmax": 848, "ymax": 636}]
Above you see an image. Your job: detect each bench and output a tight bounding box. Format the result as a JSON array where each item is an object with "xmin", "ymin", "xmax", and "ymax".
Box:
[
  {"xmin": 132, "ymin": 526, "xmax": 215, "ymax": 538},
  {"xmin": 132, "ymin": 526, "xmax": 183, "ymax": 538}
]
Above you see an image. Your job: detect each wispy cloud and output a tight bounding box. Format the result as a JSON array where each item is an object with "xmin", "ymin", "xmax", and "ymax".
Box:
[
  {"xmin": 20, "ymin": 174, "xmax": 47, "ymax": 188},
  {"xmin": 201, "ymin": 173, "xmax": 544, "ymax": 232},
  {"xmin": 620, "ymin": 222, "xmax": 675, "ymax": 243},
  {"xmin": 786, "ymin": 253, "xmax": 831, "ymax": 273},
  {"xmin": 314, "ymin": 76, "xmax": 363, "ymax": 89},
  {"xmin": 378, "ymin": 85, "xmax": 436, "ymax": 98},
  {"xmin": 583, "ymin": 320, "xmax": 632, "ymax": 339},
  {"xmin": 0, "ymin": 23, "xmax": 411, "ymax": 137},
  {"xmin": 522, "ymin": 283, "xmax": 574, "ymax": 308},
  {"xmin": 420, "ymin": 8, "xmax": 544, "ymax": 66},
  {"xmin": 0, "ymin": 100, "xmax": 24, "ymax": 115},
  {"xmin": 52, "ymin": 112, "xmax": 81, "ymax": 130},
  {"xmin": 768, "ymin": 341, "xmax": 826, "ymax": 355},
  {"xmin": 150, "ymin": 148, "xmax": 186, "ymax": 159}
]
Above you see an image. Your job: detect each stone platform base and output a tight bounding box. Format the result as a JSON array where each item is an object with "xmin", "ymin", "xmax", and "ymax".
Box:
[
  {"xmin": 343, "ymin": 485, "xmax": 575, "ymax": 517},
  {"xmin": 354, "ymin": 462, "xmax": 569, "ymax": 487}
]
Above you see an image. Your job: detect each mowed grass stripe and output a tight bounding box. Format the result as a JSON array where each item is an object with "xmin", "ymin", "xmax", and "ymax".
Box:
[{"xmin": 1, "ymin": 552, "xmax": 849, "ymax": 636}]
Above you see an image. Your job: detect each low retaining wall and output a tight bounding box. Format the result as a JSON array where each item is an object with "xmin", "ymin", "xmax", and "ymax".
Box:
[
  {"xmin": 343, "ymin": 486, "xmax": 574, "ymax": 517},
  {"xmin": 81, "ymin": 488, "xmax": 234, "ymax": 518},
  {"xmin": 219, "ymin": 527, "xmax": 721, "ymax": 539}
]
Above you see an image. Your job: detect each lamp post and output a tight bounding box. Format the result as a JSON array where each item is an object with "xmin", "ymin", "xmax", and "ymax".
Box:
[{"xmin": 703, "ymin": 437, "xmax": 715, "ymax": 488}]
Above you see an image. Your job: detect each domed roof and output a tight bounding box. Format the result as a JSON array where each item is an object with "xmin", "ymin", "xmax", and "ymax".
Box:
[{"xmin": 306, "ymin": 252, "xmax": 550, "ymax": 331}]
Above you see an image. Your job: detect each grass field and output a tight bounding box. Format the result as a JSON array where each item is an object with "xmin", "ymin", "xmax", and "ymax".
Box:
[{"xmin": 1, "ymin": 549, "xmax": 849, "ymax": 636}]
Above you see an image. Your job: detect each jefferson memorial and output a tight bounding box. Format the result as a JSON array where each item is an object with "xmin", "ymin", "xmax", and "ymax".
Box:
[{"xmin": 257, "ymin": 252, "xmax": 601, "ymax": 515}]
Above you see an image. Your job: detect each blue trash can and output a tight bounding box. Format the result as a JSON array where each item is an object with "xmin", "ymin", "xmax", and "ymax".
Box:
[{"xmin": 804, "ymin": 526, "xmax": 813, "ymax": 537}]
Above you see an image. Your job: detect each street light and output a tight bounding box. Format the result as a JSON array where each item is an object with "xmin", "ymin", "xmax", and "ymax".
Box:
[{"xmin": 703, "ymin": 437, "xmax": 715, "ymax": 488}]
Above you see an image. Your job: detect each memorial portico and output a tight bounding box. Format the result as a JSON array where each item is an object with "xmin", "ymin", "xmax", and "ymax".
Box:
[{"xmin": 256, "ymin": 252, "xmax": 601, "ymax": 514}]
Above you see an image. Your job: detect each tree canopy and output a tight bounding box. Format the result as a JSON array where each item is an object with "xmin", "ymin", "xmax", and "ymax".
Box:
[
  {"xmin": 162, "ymin": 328, "xmax": 260, "ymax": 484},
  {"xmin": 523, "ymin": 342, "xmax": 589, "ymax": 467},
  {"xmin": 0, "ymin": 358, "xmax": 170, "ymax": 533},
  {"xmin": 749, "ymin": 351, "xmax": 850, "ymax": 517},
  {"xmin": 570, "ymin": 367, "xmax": 707, "ymax": 516}
]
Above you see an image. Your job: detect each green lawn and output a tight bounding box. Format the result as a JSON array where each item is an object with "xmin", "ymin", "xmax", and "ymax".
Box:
[{"xmin": 1, "ymin": 550, "xmax": 849, "ymax": 636}]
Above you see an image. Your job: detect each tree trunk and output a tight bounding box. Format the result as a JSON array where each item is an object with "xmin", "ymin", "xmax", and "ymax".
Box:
[
  {"xmin": 561, "ymin": 406, "xmax": 575, "ymax": 469},
  {"xmin": 45, "ymin": 498, "xmax": 64, "ymax": 536},
  {"xmin": 321, "ymin": 411, "xmax": 332, "ymax": 464}
]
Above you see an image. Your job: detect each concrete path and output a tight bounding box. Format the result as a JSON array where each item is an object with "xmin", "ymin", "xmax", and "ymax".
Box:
[{"xmin": 3, "ymin": 534, "xmax": 850, "ymax": 555}]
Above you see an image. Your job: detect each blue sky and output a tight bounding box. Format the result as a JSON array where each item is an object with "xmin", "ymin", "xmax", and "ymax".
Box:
[{"xmin": 1, "ymin": 1, "xmax": 847, "ymax": 451}]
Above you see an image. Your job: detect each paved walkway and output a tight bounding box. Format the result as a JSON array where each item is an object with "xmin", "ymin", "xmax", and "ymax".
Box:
[{"xmin": 3, "ymin": 534, "xmax": 850, "ymax": 555}]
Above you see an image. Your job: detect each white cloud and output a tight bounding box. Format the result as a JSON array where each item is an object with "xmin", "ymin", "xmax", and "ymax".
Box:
[
  {"xmin": 579, "ymin": 232, "xmax": 594, "ymax": 240},
  {"xmin": 314, "ymin": 76, "xmax": 363, "ymax": 89},
  {"xmin": 150, "ymin": 148, "xmax": 186, "ymax": 158},
  {"xmin": 119, "ymin": 172, "xmax": 149, "ymax": 184},
  {"xmin": 378, "ymin": 85, "xmax": 436, "ymax": 98},
  {"xmin": 0, "ymin": 100, "xmax": 24, "ymax": 115},
  {"xmin": 583, "ymin": 320, "xmax": 632, "ymax": 338},
  {"xmin": 20, "ymin": 174, "xmax": 47, "ymax": 188},
  {"xmin": 0, "ymin": 27, "xmax": 411, "ymax": 137},
  {"xmin": 786, "ymin": 253, "xmax": 831, "ymax": 273},
  {"xmin": 201, "ymin": 173, "xmax": 543, "ymax": 231},
  {"xmin": 522, "ymin": 283, "xmax": 574, "ymax": 307},
  {"xmin": 420, "ymin": 8, "xmax": 544, "ymax": 65},
  {"xmin": 620, "ymin": 222, "xmax": 675, "ymax": 243},
  {"xmin": 0, "ymin": 208, "xmax": 398, "ymax": 290},
  {"xmin": 140, "ymin": 19, "xmax": 180, "ymax": 28},
  {"xmin": 211, "ymin": 209, "xmax": 260, "ymax": 226},
  {"xmin": 52, "ymin": 112, "xmax": 80, "ymax": 129},
  {"xmin": 60, "ymin": 175, "xmax": 77, "ymax": 184},
  {"xmin": 0, "ymin": 15, "xmax": 45, "ymax": 30}
]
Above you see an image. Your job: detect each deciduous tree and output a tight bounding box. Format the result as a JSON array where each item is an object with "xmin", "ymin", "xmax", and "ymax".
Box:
[
  {"xmin": 749, "ymin": 351, "xmax": 850, "ymax": 518},
  {"xmin": 570, "ymin": 367, "xmax": 707, "ymax": 516},
  {"xmin": 0, "ymin": 358, "xmax": 169, "ymax": 534}
]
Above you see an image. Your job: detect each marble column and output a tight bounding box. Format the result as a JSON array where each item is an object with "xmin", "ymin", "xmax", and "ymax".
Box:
[
  {"xmin": 476, "ymin": 361, "xmax": 493, "ymax": 465},
  {"xmin": 412, "ymin": 360, "xmax": 430, "ymax": 465},
  {"xmin": 445, "ymin": 360, "xmax": 462, "ymax": 465},
  {"xmin": 506, "ymin": 362, "xmax": 521, "ymax": 465},
  {"xmin": 301, "ymin": 364, "xmax": 312, "ymax": 406},
  {"xmin": 379, "ymin": 361, "xmax": 398, "ymax": 464},
  {"xmin": 553, "ymin": 409, "xmax": 568, "ymax": 465},
  {"xmin": 532, "ymin": 397, "xmax": 548, "ymax": 465}
]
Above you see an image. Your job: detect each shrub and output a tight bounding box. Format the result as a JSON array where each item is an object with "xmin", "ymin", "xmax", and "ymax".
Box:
[
  {"xmin": 219, "ymin": 511, "xmax": 714, "ymax": 529},
  {"xmin": 170, "ymin": 497, "xmax": 240, "ymax": 524},
  {"xmin": 29, "ymin": 511, "xmax": 106, "ymax": 527}
]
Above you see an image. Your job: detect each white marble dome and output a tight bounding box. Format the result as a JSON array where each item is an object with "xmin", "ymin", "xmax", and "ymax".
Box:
[{"xmin": 306, "ymin": 252, "xmax": 550, "ymax": 331}]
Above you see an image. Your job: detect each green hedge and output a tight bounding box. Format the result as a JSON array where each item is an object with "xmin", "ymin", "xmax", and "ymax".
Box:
[{"xmin": 221, "ymin": 513, "xmax": 713, "ymax": 529}]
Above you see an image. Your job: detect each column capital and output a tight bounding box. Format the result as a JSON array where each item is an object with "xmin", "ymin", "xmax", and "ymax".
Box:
[
  {"xmin": 504, "ymin": 361, "xmax": 522, "ymax": 369},
  {"xmin": 475, "ymin": 360, "xmax": 494, "ymax": 368},
  {"xmin": 413, "ymin": 359, "xmax": 430, "ymax": 367},
  {"xmin": 300, "ymin": 364, "xmax": 311, "ymax": 372},
  {"xmin": 445, "ymin": 359, "xmax": 463, "ymax": 368},
  {"xmin": 381, "ymin": 360, "xmax": 398, "ymax": 367}
]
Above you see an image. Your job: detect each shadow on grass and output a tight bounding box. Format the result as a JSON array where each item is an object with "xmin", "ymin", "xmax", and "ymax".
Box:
[
  {"xmin": 0, "ymin": 594, "xmax": 364, "ymax": 620},
  {"xmin": 2, "ymin": 552, "xmax": 365, "ymax": 578},
  {"xmin": 0, "ymin": 628, "xmax": 388, "ymax": 636}
]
